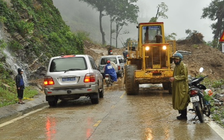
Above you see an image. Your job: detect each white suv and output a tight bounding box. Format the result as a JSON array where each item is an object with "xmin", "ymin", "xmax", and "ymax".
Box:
[
  {"xmin": 44, "ymin": 54, "xmax": 104, "ymax": 107},
  {"xmin": 98, "ymin": 55, "xmax": 125, "ymax": 78}
]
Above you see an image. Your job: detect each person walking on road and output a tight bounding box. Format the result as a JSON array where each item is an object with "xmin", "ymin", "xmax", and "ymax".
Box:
[
  {"xmin": 169, "ymin": 52, "xmax": 189, "ymax": 120},
  {"xmin": 15, "ymin": 68, "xmax": 25, "ymax": 104}
]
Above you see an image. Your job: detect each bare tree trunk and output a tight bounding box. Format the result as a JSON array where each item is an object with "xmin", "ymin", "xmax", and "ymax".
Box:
[
  {"xmin": 155, "ymin": 7, "xmax": 160, "ymax": 19},
  {"xmin": 99, "ymin": 10, "xmax": 106, "ymax": 45},
  {"xmin": 115, "ymin": 22, "xmax": 124, "ymax": 48},
  {"xmin": 116, "ymin": 23, "xmax": 118, "ymax": 48},
  {"xmin": 110, "ymin": 16, "xmax": 112, "ymax": 47}
]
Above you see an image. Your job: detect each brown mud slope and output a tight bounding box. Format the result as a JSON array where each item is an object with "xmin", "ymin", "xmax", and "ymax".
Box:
[
  {"xmin": 177, "ymin": 43, "xmax": 224, "ymax": 80},
  {"xmin": 84, "ymin": 40, "xmax": 224, "ymax": 81}
]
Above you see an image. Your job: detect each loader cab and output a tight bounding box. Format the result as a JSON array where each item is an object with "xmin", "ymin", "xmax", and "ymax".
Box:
[
  {"xmin": 143, "ymin": 25, "xmax": 164, "ymax": 44},
  {"xmin": 138, "ymin": 22, "xmax": 170, "ymax": 70}
]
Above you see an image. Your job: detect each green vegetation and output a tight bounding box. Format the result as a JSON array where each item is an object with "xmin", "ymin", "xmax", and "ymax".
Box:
[
  {"xmin": 149, "ymin": 2, "xmax": 168, "ymax": 22},
  {"xmin": 211, "ymin": 80, "xmax": 224, "ymax": 88},
  {"xmin": 0, "ymin": 0, "xmax": 90, "ymax": 107},
  {"xmin": 0, "ymin": 40, "xmax": 7, "ymax": 50},
  {"xmin": 0, "ymin": 60, "xmax": 38, "ymax": 107},
  {"xmin": 200, "ymin": 77, "xmax": 224, "ymax": 127},
  {"xmin": 201, "ymin": 0, "xmax": 224, "ymax": 50},
  {"xmin": 0, "ymin": 0, "xmax": 84, "ymax": 57},
  {"xmin": 0, "ymin": 86, "xmax": 38, "ymax": 107},
  {"xmin": 211, "ymin": 106, "xmax": 224, "ymax": 128}
]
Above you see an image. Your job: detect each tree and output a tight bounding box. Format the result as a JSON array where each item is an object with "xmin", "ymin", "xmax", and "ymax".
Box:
[
  {"xmin": 80, "ymin": 0, "xmax": 139, "ymax": 47},
  {"xmin": 149, "ymin": 2, "xmax": 168, "ymax": 22},
  {"xmin": 79, "ymin": 0, "xmax": 108, "ymax": 45},
  {"xmin": 166, "ymin": 33, "xmax": 177, "ymax": 40},
  {"xmin": 105, "ymin": 0, "xmax": 139, "ymax": 48},
  {"xmin": 185, "ymin": 29, "xmax": 204, "ymax": 44},
  {"xmin": 201, "ymin": 0, "xmax": 224, "ymax": 50},
  {"xmin": 112, "ymin": 0, "xmax": 139, "ymax": 48}
]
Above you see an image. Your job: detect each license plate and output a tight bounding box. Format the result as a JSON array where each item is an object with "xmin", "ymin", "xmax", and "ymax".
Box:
[
  {"xmin": 190, "ymin": 96, "xmax": 199, "ymax": 102},
  {"xmin": 62, "ymin": 77, "xmax": 76, "ymax": 82},
  {"xmin": 105, "ymin": 77, "xmax": 109, "ymax": 80}
]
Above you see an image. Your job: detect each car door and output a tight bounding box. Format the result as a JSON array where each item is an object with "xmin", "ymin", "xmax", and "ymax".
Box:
[
  {"xmin": 89, "ymin": 56, "xmax": 103, "ymax": 86},
  {"xmin": 118, "ymin": 56, "xmax": 125, "ymax": 71}
]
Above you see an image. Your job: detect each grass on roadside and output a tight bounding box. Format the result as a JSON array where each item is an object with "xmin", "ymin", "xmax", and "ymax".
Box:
[
  {"xmin": 211, "ymin": 106, "xmax": 224, "ymax": 128},
  {"xmin": 0, "ymin": 86, "xmax": 39, "ymax": 107}
]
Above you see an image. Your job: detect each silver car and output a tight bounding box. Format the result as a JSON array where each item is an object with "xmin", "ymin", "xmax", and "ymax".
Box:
[
  {"xmin": 44, "ymin": 54, "xmax": 104, "ymax": 107},
  {"xmin": 98, "ymin": 55, "xmax": 125, "ymax": 78}
]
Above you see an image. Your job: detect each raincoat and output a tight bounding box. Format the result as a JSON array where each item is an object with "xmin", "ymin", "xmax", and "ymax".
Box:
[
  {"xmin": 15, "ymin": 68, "xmax": 25, "ymax": 89},
  {"xmin": 15, "ymin": 68, "xmax": 25, "ymax": 100},
  {"xmin": 104, "ymin": 63, "xmax": 117, "ymax": 82},
  {"xmin": 172, "ymin": 61, "xmax": 189, "ymax": 110}
]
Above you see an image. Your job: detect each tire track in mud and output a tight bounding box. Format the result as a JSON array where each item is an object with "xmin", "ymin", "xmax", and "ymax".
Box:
[{"xmin": 104, "ymin": 77, "xmax": 125, "ymax": 92}]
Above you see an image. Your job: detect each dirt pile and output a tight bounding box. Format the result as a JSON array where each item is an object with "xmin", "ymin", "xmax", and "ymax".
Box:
[
  {"xmin": 177, "ymin": 43, "xmax": 224, "ymax": 80},
  {"xmin": 84, "ymin": 41, "xmax": 124, "ymax": 65}
]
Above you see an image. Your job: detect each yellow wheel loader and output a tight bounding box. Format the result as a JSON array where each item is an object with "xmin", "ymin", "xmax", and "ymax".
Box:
[{"xmin": 125, "ymin": 22, "xmax": 176, "ymax": 95}]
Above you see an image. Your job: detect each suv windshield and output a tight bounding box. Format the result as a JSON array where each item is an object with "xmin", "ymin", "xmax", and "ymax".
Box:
[
  {"xmin": 100, "ymin": 57, "xmax": 117, "ymax": 65},
  {"xmin": 49, "ymin": 57, "xmax": 87, "ymax": 72}
]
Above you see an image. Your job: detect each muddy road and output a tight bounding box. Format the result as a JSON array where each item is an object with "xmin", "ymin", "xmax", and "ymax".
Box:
[{"xmin": 0, "ymin": 79, "xmax": 223, "ymax": 140}]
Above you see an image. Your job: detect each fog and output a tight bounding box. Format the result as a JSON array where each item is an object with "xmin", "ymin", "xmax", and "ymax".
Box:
[{"xmin": 53, "ymin": 0, "xmax": 213, "ymax": 47}]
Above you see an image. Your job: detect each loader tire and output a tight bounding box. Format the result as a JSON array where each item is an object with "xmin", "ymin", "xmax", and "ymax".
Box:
[
  {"xmin": 125, "ymin": 65, "xmax": 139, "ymax": 95},
  {"xmin": 162, "ymin": 82, "xmax": 172, "ymax": 94},
  {"xmin": 162, "ymin": 82, "xmax": 169, "ymax": 90}
]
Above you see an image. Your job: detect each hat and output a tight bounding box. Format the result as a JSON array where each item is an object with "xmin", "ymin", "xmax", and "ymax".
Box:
[
  {"xmin": 17, "ymin": 68, "xmax": 24, "ymax": 74},
  {"xmin": 173, "ymin": 57, "xmax": 180, "ymax": 60}
]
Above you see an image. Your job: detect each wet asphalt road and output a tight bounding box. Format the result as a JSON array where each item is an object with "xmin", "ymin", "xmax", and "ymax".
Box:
[{"xmin": 0, "ymin": 80, "xmax": 223, "ymax": 140}]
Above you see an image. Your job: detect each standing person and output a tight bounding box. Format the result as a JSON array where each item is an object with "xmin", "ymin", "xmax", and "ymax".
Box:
[
  {"xmin": 15, "ymin": 68, "xmax": 25, "ymax": 104},
  {"xmin": 123, "ymin": 48, "xmax": 128, "ymax": 62},
  {"xmin": 169, "ymin": 52, "xmax": 189, "ymax": 120},
  {"xmin": 104, "ymin": 60, "xmax": 117, "ymax": 82}
]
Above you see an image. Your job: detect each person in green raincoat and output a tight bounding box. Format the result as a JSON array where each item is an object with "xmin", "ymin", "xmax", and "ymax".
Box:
[{"xmin": 169, "ymin": 52, "xmax": 190, "ymax": 120}]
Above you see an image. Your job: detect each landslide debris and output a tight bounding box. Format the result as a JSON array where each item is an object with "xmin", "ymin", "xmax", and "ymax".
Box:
[{"xmin": 177, "ymin": 42, "xmax": 224, "ymax": 81}]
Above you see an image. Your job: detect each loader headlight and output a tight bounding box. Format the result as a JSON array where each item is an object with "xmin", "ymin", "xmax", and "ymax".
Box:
[
  {"xmin": 162, "ymin": 45, "xmax": 167, "ymax": 50},
  {"xmin": 145, "ymin": 46, "xmax": 150, "ymax": 51}
]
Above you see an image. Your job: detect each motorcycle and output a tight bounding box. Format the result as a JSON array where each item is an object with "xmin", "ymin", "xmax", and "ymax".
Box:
[
  {"xmin": 105, "ymin": 74, "xmax": 113, "ymax": 87},
  {"xmin": 188, "ymin": 67, "xmax": 213, "ymax": 123},
  {"xmin": 108, "ymin": 48, "xmax": 113, "ymax": 55}
]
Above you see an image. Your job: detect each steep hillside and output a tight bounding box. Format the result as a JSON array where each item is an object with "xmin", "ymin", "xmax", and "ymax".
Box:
[
  {"xmin": 0, "ymin": 0, "xmax": 87, "ymax": 100},
  {"xmin": 0, "ymin": 0, "xmax": 84, "ymax": 81}
]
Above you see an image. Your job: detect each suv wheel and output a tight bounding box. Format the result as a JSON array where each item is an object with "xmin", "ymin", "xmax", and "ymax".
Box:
[
  {"xmin": 91, "ymin": 93, "xmax": 99, "ymax": 104},
  {"xmin": 48, "ymin": 99, "xmax": 58, "ymax": 107},
  {"xmin": 117, "ymin": 71, "xmax": 124, "ymax": 78},
  {"xmin": 99, "ymin": 80, "xmax": 104, "ymax": 98}
]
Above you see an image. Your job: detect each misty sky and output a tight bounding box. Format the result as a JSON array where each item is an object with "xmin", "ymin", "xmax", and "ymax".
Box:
[
  {"xmin": 53, "ymin": 0, "xmax": 214, "ymax": 47},
  {"xmin": 134, "ymin": 0, "xmax": 213, "ymax": 42}
]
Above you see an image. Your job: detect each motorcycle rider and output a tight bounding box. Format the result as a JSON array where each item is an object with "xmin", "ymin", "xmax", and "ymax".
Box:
[
  {"xmin": 108, "ymin": 46, "xmax": 113, "ymax": 55},
  {"xmin": 104, "ymin": 60, "xmax": 117, "ymax": 82},
  {"xmin": 123, "ymin": 48, "xmax": 128, "ymax": 62},
  {"xmin": 169, "ymin": 52, "xmax": 190, "ymax": 120}
]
